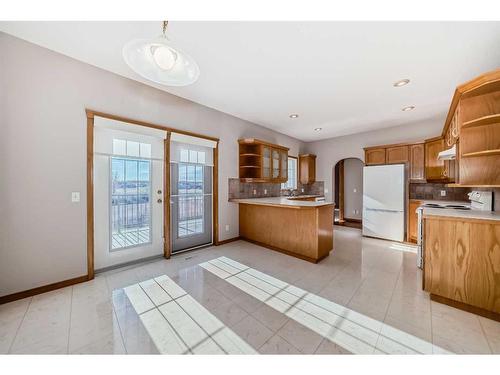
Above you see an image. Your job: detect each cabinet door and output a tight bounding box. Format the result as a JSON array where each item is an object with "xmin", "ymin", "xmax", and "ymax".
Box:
[
  {"xmin": 409, "ymin": 143, "xmax": 425, "ymax": 181},
  {"xmin": 425, "ymin": 138, "xmax": 446, "ymax": 180},
  {"xmin": 408, "ymin": 200, "xmax": 422, "ymax": 243},
  {"xmin": 424, "ymin": 219, "xmax": 471, "ymax": 300},
  {"xmin": 365, "ymin": 148, "xmax": 386, "ymax": 165},
  {"xmin": 280, "ymin": 150, "xmax": 288, "ymax": 181},
  {"xmin": 262, "ymin": 145, "xmax": 271, "ymax": 179},
  {"xmin": 299, "ymin": 155, "xmax": 316, "ymax": 184},
  {"xmin": 272, "ymin": 149, "xmax": 280, "ymax": 179},
  {"xmin": 386, "ymin": 145, "xmax": 409, "ymax": 164}
]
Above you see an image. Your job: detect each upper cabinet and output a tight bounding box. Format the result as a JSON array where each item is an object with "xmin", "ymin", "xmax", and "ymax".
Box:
[
  {"xmin": 365, "ymin": 148, "xmax": 386, "ymax": 165},
  {"xmin": 424, "ymin": 138, "xmax": 447, "ymax": 181},
  {"xmin": 448, "ymin": 70, "xmax": 500, "ymax": 186},
  {"xmin": 386, "ymin": 145, "xmax": 409, "ymax": 164},
  {"xmin": 409, "ymin": 143, "xmax": 425, "ymax": 182},
  {"xmin": 238, "ymin": 138, "xmax": 289, "ymax": 183},
  {"xmin": 364, "ymin": 142, "xmax": 424, "ymax": 181},
  {"xmin": 299, "ymin": 154, "xmax": 316, "ymax": 184}
]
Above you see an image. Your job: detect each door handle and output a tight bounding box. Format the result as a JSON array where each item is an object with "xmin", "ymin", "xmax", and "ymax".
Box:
[{"xmin": 365, "ymin": 208, "xmax": 403, "ymax": 213}]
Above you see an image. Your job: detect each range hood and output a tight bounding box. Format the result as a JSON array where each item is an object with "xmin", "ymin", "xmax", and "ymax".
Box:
[{"xmin": 438, "ymin": 144, "xmax": 456, "ymax": 160}]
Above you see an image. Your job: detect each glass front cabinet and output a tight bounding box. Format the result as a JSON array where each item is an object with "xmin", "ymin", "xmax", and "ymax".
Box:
[{"xmin": 238, "ymin": 138, "xmax": 289, "ymax": 183}]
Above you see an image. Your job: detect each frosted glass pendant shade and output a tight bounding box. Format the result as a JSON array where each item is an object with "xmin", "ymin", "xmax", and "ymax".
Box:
[{"xmin": 123, "ymin": 37, "xmax": 200, "ymax": 86}]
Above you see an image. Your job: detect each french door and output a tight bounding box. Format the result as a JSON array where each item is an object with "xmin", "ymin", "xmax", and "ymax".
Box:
[
  {"xmin": 93, "ymin": 122, "xmax": 166, "ymax": 270},
  {"xmin": 170, "ymin": 143, "xmax": 213, "ymax": 253}
]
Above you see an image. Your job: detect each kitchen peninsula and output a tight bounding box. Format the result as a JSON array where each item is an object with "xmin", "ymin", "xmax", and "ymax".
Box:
[{"xmin": 231, "ymin": 197, "xmax": 334, "ymax": 263}]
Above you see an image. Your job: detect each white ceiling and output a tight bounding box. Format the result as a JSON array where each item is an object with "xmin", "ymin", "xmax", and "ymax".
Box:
[{"xmin": 1, "ymin": 21, "xmax": 500, "ymax": 141}]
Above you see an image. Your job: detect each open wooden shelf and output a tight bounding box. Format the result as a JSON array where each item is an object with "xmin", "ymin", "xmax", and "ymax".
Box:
[
  {"xmin": 462, "ymin": 149, "xmax": 500, "ymax": 158},
  {"xmin": 462, "ymin": 114, "xmax": 500, "ymax": 129},
  {"xmin": 240, "ymin": 165, "xmax": 261, "ymax": 168},
  {"xmin": 239, "ymin": 153, "xmax": 261, "ymax": 157}
]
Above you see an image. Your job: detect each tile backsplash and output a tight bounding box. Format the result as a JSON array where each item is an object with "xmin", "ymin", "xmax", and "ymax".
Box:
[
  {"xmin": 291, "ymin": 181, "xmax": 325, "ymax": 196},
  {"xmin": 228, "ymin": 178, "xmax": 325, "ymax": 199},
  {"xmin": 409, "ymin": 183, "xmax": 470, "ymax": 202}
]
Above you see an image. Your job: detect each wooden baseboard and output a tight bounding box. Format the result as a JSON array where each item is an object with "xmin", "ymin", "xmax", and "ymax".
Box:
[
  {"xmin": 215, "ymin": 236, "xmax": 240, "ymax": 246},
  {"xmin": 0, "ymin": 275, "xmax": 89, "ymax": 305},
  {"xmin": 430, "ymin": 294, "xmax": 500, "ymax": 322},
  {"xmin": 240, "ymin": 237, "xmax": 330, "ymax": 264},
  {"xmin": 344, "ymin": 218, "xmax": 362, "ymax": 223}
]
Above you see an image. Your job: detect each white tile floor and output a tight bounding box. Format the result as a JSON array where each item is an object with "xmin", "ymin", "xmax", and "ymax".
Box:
[{"xmin": 0, "ymin": 226, "xmax": 499, "ymax": 354}]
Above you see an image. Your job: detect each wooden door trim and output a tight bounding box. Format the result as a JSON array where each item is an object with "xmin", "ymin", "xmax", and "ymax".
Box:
[
  {"xmin": 338, "ymin": 160, "xmax": 345, "ymax": 223},
  {"xmin": 86, "ymin": 116, "xmax": 94, "ymax": 280},
  {"xmin": 213, "ymin": 142, "xmax": 220, "ymax": 244},
  {"xmin": 86, "ymin": 109, "xmax": 219, "ymax": 142},
  {"xmin": 86, "ymin": 109, "xmax": 220, "ymax": 278}
]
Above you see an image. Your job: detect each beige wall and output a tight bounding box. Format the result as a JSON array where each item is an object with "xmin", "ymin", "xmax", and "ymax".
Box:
[
  {"xmin": 304, "ymin": 118, "xmax": 444, "ymax": 202},
  {"xmin": 343, "ymin": 158, "xmax": 364, "ymax": 220},
  {"xmin": 0, "ymin": 33, "xmax": 304, "ymax": 296}
]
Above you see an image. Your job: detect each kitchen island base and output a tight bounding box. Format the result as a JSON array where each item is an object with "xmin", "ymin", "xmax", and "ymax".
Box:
[{"xmin": 239, "ymin": 202, "xmax": 334, "ymax": 263}]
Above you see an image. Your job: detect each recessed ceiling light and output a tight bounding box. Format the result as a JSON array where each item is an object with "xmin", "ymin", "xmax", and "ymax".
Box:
[
  {"xmin": 314, "ymin": 127, "xmax": 322, "ymax": 131},
  {"xmin": 289, "ymin": 114, "xmax": 299, "ymax": 119},
  {"xmin": 393, "ymin": 79, "xmax": 410, "ymax": 87},
  {"xmin": 402, "ymin": 106, "xmax": 415, "ymax": 112}
]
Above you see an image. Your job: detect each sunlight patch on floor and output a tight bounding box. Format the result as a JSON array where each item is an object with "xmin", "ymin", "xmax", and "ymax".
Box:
[
  {"xmin": 122, "ymin": 275, "xmax": 257, "ymax": 354},
  {"xmin": 199, "ymin": 256, "xmax": 450, "ymax": 355}
]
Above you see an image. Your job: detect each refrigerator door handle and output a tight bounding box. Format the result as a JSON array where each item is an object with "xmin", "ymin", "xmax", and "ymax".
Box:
[{"xmin": 365, "ymin": 207, "xmax": 404, "ymax": 213}]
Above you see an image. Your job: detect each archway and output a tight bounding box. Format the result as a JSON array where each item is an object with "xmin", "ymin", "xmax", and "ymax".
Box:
[{"xmin": 333, "ymin": 158, "xmax": 364, "ymax": 229}]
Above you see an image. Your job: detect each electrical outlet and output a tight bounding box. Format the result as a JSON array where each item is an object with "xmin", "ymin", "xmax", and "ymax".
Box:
[
  {"xmin": 440, "ymin": 190, "xmax": 446, "ymax": 197},
  {"xmin": 301, "ymin": 188, "xmax": 305, "ymax": 193},
  {"xmin": 264, "ymin": 189, "xmax": 267, "ymax": 195},
  {"xmin": 225, "ymin": 224, "xmax": 230, "ymax": 232},
  {"xmin": 71, "ymin": 192, "xmax": 80, "ymax": 203},
  {"xmin": 253, "ymin": 189, "xmax": 257, "ymax": 195}
]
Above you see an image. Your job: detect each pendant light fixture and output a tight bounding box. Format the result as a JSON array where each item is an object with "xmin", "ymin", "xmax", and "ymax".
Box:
[{"xmin": 123, "ymin": 21, "xmax": 200, "ymax": 86}]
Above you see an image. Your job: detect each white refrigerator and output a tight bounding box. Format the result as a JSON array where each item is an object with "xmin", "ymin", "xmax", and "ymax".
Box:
[{"xmin": 362, "ymin": 164, "xmax": 405, "ymax": 242}]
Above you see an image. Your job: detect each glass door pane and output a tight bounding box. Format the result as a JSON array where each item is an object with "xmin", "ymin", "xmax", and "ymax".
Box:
[
  {"xmin": 171, "ymin": 146, "xmax": 213, "ymax": 253},
  {"xmin": 262, "ymin": 146, "xmax": 271, "ymax": 178},
  {"xmin": 110, "ymin": 157, "xmax": 151, "ymax": 250},
  {"xmin": 280, "ymin": 151, "xmax": 287, "ymax": 180},
  {"xmin": 272, "ymin": 149, "xmax": 280, "ymax": 178}
]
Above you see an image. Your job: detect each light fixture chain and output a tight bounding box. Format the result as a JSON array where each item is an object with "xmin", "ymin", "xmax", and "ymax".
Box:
[{"xmin": 162, "ymin": 21, "xmax": 168, "ymax": 37}]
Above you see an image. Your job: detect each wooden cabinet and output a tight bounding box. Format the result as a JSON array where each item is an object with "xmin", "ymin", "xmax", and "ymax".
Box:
[
  {"xmin": 365, "ymin": 148, "xmax": 386, "ymax": 165},
  {"xmin": 409, "ymin": 143, "xmax": 425, "ymax": 182},
  {"xmin": 443, "ymin": 69, "xmax": 500, "ymax": 186},
  {"xmin": 238, "ymin": 138, "xmax": 289, "ymax": 182},
  {"xmin": 386, "ymin": 145, "xmax": 409, "ymax": 164},
  {"xmin": 424, "ymin": 138, "xmax": 446, "ymax": 181},
  {"xmin": 299, "ymin": 154, "xmax": 316, "ymax": 184},
  {"xmin": 364, "ymin": 142, "xmax": 424, "ymax": 181},
  {"xmin": 408, "ymin": 200, "xmax": 422, "ymax": 243},
  {"xmin": 424, "ymin": 216, "xmax": 500, "ymax": 316}
]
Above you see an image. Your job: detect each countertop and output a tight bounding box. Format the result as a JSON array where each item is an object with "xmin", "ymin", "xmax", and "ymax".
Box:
[{"xmin": 230, "ymin": 196, "xmax": 334, "ymax": 208}]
